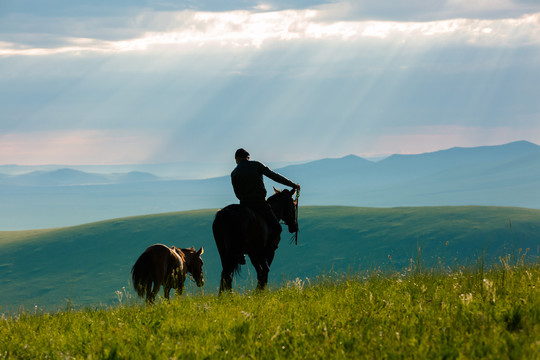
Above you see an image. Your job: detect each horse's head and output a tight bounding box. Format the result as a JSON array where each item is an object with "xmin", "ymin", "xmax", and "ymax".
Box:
[
  {"xmin": 269, "ymin": 187, "xmax": 298, "ymax": 234},
  {"xmin": 183, "ymin": 247, "xmax": 205, "ymax": 287}
]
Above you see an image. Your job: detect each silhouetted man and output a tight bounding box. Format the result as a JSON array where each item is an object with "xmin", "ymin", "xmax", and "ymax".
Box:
[{"xmin": 231, "ymin": 148, "xmax": 300, "ymax": 253}]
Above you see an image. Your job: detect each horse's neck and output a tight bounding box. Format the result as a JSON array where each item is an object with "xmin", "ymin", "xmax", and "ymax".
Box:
[
  {"xmin": 269, "ymin": 201, "xmax": 283, "ymax": 220},
  {"xmin": 183, "ymin": 254, "xmax": 194, "ymax": 276},
  {"xmin": 173, "ymin": 248, "xmax": 188, "ymax": 275}
]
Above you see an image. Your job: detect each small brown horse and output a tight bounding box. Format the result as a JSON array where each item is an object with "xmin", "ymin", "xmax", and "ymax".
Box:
[{"xmin": 131, "ymin": 244, "xmax": 204, "ymax": 303}]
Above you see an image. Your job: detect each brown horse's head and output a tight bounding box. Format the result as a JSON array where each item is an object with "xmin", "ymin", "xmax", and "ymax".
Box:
[{"xmin": 182, "ymin": 247, "xmax": 205, "ymax": 287}]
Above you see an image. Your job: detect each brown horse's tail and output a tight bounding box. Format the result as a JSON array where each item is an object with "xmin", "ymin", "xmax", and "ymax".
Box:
[{"xmin": 131, "ymin": 250, "xmax": 153, "ymax": 298}]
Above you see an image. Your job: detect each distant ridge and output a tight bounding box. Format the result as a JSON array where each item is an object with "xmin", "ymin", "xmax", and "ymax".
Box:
[
  {"xmin": 381, "ymin": 140, "xmax": 540, "ymax": 165},
  {"xmin": 277, "ymin": 139, "xmax": 540, "ymax": 208},
  {"xmin": 0, "ymin": 168, "xmax": 162, "ymax": 187},
  {"xmin": 361, "ymin": 140, "xmax": 540, "ymax": 181},
  {"xmin": 278, "ymin": 154, "xmax": 373, "ymax": 182},
  {"xmin": 1, "ymin": 141, "xmax": 539, "ymax": 230}
]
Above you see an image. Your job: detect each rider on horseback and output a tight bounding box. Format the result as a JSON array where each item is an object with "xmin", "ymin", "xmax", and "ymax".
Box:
[{"xmin": 231, "ymin": 148, "xmax": 301, "ymax": 262}]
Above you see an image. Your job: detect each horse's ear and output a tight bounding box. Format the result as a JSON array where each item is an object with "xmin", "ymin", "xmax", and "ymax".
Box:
[
  {"xmin": 273, "ymin": 186, "xmax": 280, "ymax": 194},
  {"xmin": 197, "ymin": 247, "xmax": 204, "ymax": 256}
]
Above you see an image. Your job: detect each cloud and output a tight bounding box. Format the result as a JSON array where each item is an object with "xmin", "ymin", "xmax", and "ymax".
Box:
[
  {"xmin": 1, "ymin": 9, "xmax": 539, "ymax": 57},
  {"xmin": 445, "ymin": 0, "xmax": 516, "ymax": 13},
  {"xmin": 318, "ymin": 0, "xmax": 540, "ymax": 21},
  {"xmin": 0, "ymin": 130, "xmax": 163, "ymax": 165}
]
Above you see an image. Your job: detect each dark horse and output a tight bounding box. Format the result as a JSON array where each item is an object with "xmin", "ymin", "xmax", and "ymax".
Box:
[
  {"xmin": 213, "ymin": 188, "xmax": 298, "ymax": 293},
  {"xmin": 131, "ymin": 244, "xmax": 204, "ymax": 303}
]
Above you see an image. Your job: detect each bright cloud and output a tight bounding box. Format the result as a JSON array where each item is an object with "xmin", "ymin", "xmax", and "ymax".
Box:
[{"xmin": 1, "ymin": 10, "xmax": 539, "ymax": 57}]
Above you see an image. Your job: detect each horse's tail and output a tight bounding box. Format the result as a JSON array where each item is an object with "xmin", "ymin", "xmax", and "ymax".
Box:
[
  {"xmin": 131, "ymin": 250, "xmax": 153, "ymax": 298},
  {"xmin": 213, "ymin": 208, "xmax": 242, "ymax": 275}
]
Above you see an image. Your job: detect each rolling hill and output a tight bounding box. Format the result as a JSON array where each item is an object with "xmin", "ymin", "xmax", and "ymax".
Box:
[{"xmin": 1, "ymin": 206, "xmax": 539, "ymax": 314}]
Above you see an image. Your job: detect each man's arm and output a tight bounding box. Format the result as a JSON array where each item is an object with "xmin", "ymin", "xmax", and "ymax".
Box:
[{"xmin": 259, "ymin": 162, "xmax": 298, "ymax": 189}]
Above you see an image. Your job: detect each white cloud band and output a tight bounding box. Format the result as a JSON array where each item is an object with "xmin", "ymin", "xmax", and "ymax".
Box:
[{"xmin": 1, "ymin": 10, "xmax": 539, "ymax": 57}]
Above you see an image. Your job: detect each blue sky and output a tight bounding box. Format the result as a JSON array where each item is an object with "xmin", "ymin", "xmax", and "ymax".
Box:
[{"xmin": 1, "ymin": 0, "xmax": 539, "ymax": 172}]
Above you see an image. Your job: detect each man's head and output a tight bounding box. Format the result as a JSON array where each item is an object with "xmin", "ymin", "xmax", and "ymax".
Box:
[{"xmin": 235, "ymin": 148, "xmax": 250, "ymax": 163}]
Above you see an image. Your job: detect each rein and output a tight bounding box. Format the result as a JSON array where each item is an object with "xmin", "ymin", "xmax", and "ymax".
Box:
[{"xmin": 291, "ymin": 189, "xmax": 300, "ymax": 245}]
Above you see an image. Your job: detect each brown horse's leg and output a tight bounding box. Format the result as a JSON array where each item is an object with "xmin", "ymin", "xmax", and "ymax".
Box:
[
  {"xmin": 164, "ymin": 285, "xmax": 171, "ymax": 300},
  {"xmin": 175, "ymin": 283, "xmax": 184, "ymax": 297},
  {"xmin": 149, "ymin": 280, "xmax": 161, "ymax": 303},
  {"xmin": 177, "ymin": 271, "xmax": 186, "ymax": 297},
  {"xmin": 145, "ymin": 281, "xmax": 154, "ymax": 303}
]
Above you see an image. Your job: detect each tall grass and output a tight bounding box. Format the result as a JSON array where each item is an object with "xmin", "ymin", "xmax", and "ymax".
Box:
[{"xmin": 1, "ymin": 257, "xmax": 539, "ymax": 359}]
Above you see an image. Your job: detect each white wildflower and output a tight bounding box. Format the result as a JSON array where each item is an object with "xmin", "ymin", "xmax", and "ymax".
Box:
[{"xmin": 459, "ymin": 293, "xmax": 473, "ymax": 305}]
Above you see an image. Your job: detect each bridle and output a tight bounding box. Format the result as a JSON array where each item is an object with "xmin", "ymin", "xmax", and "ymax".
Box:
[
  {"xmin": 185, "ymin": 253, "xmax": 203, "ymax": 284},
  {"xmin": 271, "ymin": 188, "xmax": 300, "ymax": 245}
]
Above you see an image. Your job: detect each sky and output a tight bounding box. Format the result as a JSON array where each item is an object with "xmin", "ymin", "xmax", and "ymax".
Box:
[{"xmin": 1, "ymin": 0, "xmax": 539, "ymax": 173}]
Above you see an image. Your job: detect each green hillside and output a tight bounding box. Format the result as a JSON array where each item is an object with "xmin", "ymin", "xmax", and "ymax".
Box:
[{"xmin": 1, "ymin": 206, "xmax": 539, "ymax": 313}]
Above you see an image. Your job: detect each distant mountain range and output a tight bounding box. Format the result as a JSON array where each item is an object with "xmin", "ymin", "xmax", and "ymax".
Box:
[
  {"xmin": 1, "ymin": 140, "xmax": 539, "ymax": 230},
  {"xmin": 0, "ymin": 168, "xmax": 161, "ymax": 186},
  {"xmin": 278, "ymin": 140, "xmax": 540, "ymax": 207}
]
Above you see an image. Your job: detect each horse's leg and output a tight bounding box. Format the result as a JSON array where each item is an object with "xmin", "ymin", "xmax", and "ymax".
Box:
[
  {"xmin": 150, "ymin": 279, "xmax": 161, "ymax": 303},
  {"xmin": 266, "ymin": 249, "xmax": 276, "ymax": 267},
  {"xmin": 176, "ymin": 282, "xmax": 184, "ymax": 297},
  {"xmin": 164, "ymin": 272, "xmax": 178, "ymax": 300},
  {"xmin": 145, "ymin": 281, "xmax": 154, "ymax": 303},
  {"xmin": 219, "ymin": 264, "xmax": 234, "ymax": 294},
  {"xmin": 164, "ymin": 284, "xmax": 171, "ymax": 300},
  {"xmin": 257, "ymin": 265, "xmax": 269, "ymax": 290},
  {"xmin": 250, "ymin": 256, "xmax": 269, "ymax": 291},
  {"xmin": 219, "ymin": 270, "xmax": 233, "ymax": 294}
]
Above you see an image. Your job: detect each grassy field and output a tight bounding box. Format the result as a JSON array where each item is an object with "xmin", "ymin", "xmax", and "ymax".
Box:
[
  {"xmin": 1, "ymin": 206, "xmax": 540, "ymax": 313},
  {"xmin": 1, "ymin": 259, "xmax": 538, "ymax": 359}
]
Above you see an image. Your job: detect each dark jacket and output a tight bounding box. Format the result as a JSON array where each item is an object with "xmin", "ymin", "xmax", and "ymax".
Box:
[{"xmin": 231, "ymin": 159, "xmax": 296, "ymax": 203}]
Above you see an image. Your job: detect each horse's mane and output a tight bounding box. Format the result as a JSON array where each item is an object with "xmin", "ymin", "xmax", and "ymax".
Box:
[
  {"xmin": 267, "ymin": 188, "xmax": 289, "ymax": 203},
  {"xmin": 171, "ymin": 246, "xmax": 186, "ymax": 262}
]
